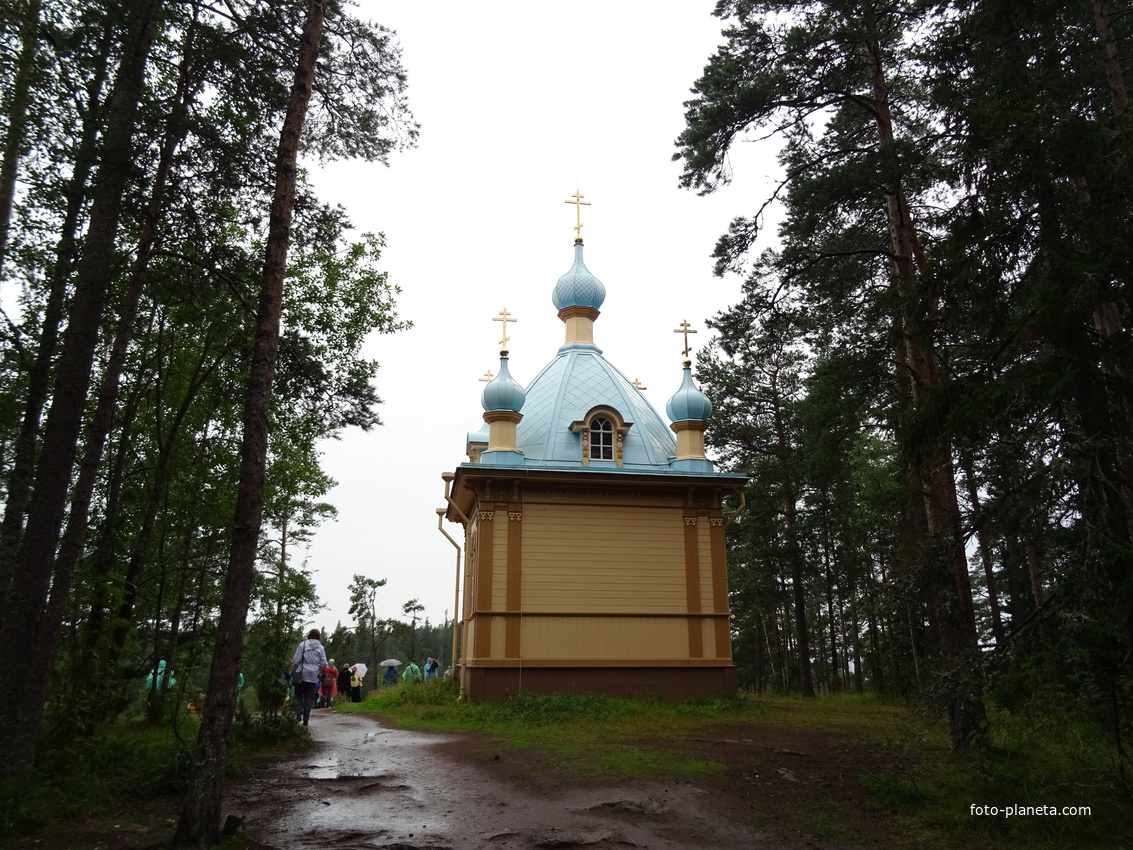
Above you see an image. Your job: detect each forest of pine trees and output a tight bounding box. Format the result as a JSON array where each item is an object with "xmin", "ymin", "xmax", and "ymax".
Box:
[
  {"xmin": 0, "ymin": 0, "xmax": 417, "ymax": 825},
  {"xmin": 677, "ymin": 0, "xmax": 1131, "ymax": 758},
  {"xmin": 0, "ymin": 0, "xmax": 1129, "ymax": 840}
]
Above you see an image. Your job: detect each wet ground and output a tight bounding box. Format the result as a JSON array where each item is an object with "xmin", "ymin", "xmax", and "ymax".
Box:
[
  {"xmin": 11, "ymin": 708, "xmax": 891, "ymax": 848},
  {"xmin": 227, "ymin": 710, "xmax": 816, "ymax": 849}
]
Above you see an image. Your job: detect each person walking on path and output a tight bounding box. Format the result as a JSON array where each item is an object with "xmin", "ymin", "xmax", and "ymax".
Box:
[
  {"xmin": 320, "ymin": 659, "xmax": 339, "ymax": 707},
  {"xmin": 402, "ymin": 659, "xmax": 422, "ymax": 684},
  {"xmin": 336, "ymin": 664, "xmax": 353, "ymax": 704},
  {"xmin": 291, "ymin": 628, "xmax": 327, "ymax": 726}
]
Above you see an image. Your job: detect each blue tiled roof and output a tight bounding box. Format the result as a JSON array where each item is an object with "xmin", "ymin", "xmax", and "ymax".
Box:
[{"xmin": 514, "ymin": 343, "xmax": 676, "ymax": 469}]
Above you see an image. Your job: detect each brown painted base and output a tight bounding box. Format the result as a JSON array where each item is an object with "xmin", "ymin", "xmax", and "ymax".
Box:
[{"xmin": 462, "ymin": 665, "xmax": 737, "ymax": 702}]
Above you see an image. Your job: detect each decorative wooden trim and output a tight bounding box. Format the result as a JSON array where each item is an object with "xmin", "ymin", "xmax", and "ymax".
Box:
[
  {"xmin": 710, "ymin": 517, "xmax": 724, "ymax": 527},
  {"xmin": 479, "ymin": 510, "xmax": 495, "ymax": 522},
  {"xmin": 473, "ymin": 502, "xmax": 495, "ymax": 657},
  {"xmin": 462, "ymin": 657, "xmax": 734, "ymax": 668},
  {"xmin": 710, "ymin": 513, "xmax": 731, "ymax": 654},
  {"xmin": 470, "ymin": 609, "xmax": 731, "ymax": 619},
  {"xmin": 505, "ymin": 501, "xmax": 523, "ymax": 657},
  {"xmin": 557, "ymin": 305, "xmax": 600, "ymax": 321},
  {"xmin": 684, "ymin": 520, "xmax": 703, "ymax": 658}
]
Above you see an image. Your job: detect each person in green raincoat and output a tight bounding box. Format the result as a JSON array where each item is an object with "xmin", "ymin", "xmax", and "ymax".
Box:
[
  {"xmin": 145, "ymin": 660, "xmax": 176, "ymax": 691},
  {"xmin": 402, "ymin": 660, "xmax": 422, "ymax": 683}
]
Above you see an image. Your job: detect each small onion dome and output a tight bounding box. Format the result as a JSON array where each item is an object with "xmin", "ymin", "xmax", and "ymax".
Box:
[
  {"xmin": 552, "ymin": 242, "xmax": 606, "ymax": 311},
  {"xmin": 481, "ymin": 356, "xmax": 526, "ymax": 413},
  {"xmin": 666, "ymin": 364, "xmax": 713, "ymax": 422}
]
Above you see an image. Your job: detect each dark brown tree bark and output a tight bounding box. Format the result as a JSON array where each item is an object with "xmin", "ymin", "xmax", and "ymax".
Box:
[
  {"xmin": 173, "ymin": 1, "xmax": 326, "ymax": 843},
  {"xmin": 37, "ymin": 24, "xmax": 201, "ymax": 732},
  {"xmin": 0, "ymin": 0, "xmax": 163, "ymax": 779},
  {"xmin": 863, "ymin": 2, "xmax": 987, "ymax": 750},
  {"xmin": 0, "ymin": 0, "xmax": 41, "ymax": 269},
  {"xmin": 0, "ymin": 24, "xmax": 113, "ymax": 609},
  {"xmin": 960, "ymin": 451, "xmax": 1006, "ymax": 648}
]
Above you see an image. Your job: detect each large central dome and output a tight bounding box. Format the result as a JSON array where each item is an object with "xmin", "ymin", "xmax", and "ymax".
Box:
[
  {"xmin": 467, "ymin": 228, "xmax": 720, "ymax": 476},
  {"xmin": 516, "ymin": 343, "xmax": 676, "ymax": 469}
]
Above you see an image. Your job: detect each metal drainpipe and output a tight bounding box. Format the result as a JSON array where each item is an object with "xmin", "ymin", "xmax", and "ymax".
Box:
[
  {"xmin": 435, "ymin": 508, "xmax": 463, "ymax": 697},
  {"xmin": 439, "ymin": 472, "xmax": 470, "ymax": 699},
  {"xmin": 724, "ymin": 487, "xmax": 748, "ymax": 529}
]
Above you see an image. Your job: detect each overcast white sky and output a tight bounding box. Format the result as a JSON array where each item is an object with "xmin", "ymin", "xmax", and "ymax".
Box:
[{"xmin": 302, "ymin": 2, "xmax": 779, "ymax": 633}]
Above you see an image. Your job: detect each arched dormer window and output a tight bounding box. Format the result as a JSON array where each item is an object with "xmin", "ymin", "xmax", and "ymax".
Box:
[
  {"xmin": 590, "ymin": 416, "xmax": 614, "ymax": 461},
  {"xmin": 570, "ymin": 407, "xmax": 633, "ymax": 468}
]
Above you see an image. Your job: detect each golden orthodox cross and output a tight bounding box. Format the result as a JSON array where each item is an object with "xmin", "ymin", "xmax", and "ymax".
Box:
[
  {"xmin": 564, "ymin": 190, "xmax": 591, "ymax": 241},
  {"xmin": 673, "ymin": 319, "xmax": 698, "ymax": 359},
  {"xmin": 478, "ymin": 370, "xmax": 494, "ymax": 383},
  {"xmin": 632, "ymin": 378, "xmax": 647, "ymax": 390},
  {"xmin": 493, "ymin": 307, "xmax": 517, "ymax": 352}
]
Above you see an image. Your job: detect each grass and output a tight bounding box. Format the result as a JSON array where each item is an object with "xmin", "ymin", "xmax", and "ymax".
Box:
[
  {"xmin": 346, "ymin": 683, "xmax": 1133, "ymax": 850},
  {"xmin": 343, "ymin": 680, "xmax": 766, "ymax": 778},
  {"xmin": 0, "ymin": 706, "xmax": 312, "ymax": 845}
]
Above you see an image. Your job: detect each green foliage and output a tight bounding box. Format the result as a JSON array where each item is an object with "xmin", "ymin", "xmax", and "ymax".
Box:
[
  {"xmin": 232, "ymin": 708, "xmax": 310, "ymax": 751},
  {"xmin": 0, "ymin": 724, "xmax": 193, "ymax": 841}
]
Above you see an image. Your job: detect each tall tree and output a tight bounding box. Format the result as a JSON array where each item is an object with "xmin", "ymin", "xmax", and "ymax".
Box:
[
  {"xmin": 0, "ymin": 0, "xmax": 164, "ymax": 778},
  {"xmin": 172, "ymin": 0, "xmax": 326, "ymax": 842},
  {"xmin": 675, "ymin": 0, "xmax": 987, "ymax": 747}
]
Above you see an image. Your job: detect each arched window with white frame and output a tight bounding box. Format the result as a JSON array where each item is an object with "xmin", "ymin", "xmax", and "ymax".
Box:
[
  {"xmin": 572, "ymin": 407, "xmax": 632, "ymax": 468},
  {"xmin": 589, "ymin": 416, "xmax": 614, "ymax": 461}
]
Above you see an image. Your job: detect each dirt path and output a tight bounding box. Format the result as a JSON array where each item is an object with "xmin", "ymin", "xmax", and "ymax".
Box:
[{"xmin": 228, "ymin": 709, "xmax": 858, "ymax": 849}]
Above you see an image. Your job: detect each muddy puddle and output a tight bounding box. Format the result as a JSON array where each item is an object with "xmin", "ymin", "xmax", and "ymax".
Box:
[{"xmin": 226, "ymin": 709, "xmax": 769, "ymax": 849}]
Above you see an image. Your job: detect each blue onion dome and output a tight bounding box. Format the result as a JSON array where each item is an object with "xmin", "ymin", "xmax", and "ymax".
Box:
[
  {"xmin": 552, "ymin": 242, "xmax": 606, "ymax": 311},
  {"xmin": 482, "ymin": 356, "xmax": 526, "ymax": 412},
  {"xmin": 666, "ymin": 365, "xmax": 713, "ymax": 422}
]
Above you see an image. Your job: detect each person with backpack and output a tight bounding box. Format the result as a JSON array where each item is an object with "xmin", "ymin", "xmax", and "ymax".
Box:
[
  {"xmin": 402, "ymin": 659, "xmax": 422, "ymax": 684},
  {"xmin": 290, "ymin": 629, "xmax": 327, "ymax": 726}
]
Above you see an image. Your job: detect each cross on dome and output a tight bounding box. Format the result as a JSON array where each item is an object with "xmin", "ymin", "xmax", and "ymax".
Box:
[
  {"xmin": 478, "ymin": 369, "xmax": 494, "ymax": 383},
  {"xmin": 673, "ymin": 319, "xmax": 698, "ymax": 364},
  {"xmin": 493, "ymin": 307, "xmax": 518, "ymax": 354},
  {"xmin": 564, "ymin": 190, "xmax": 591, "ymax": 243}
]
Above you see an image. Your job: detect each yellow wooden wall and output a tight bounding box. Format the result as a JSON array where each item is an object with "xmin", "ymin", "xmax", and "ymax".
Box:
[{"xmin": 458, "ymin": 484, "xmax": 732, "ymax": 670}]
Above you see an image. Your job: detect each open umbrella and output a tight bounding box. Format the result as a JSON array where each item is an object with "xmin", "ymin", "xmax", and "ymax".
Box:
[
  {"xmin": 379, "ymin": 658, "xmax": 402, "ymax": 667},
  {"xmin": 351, "ymin": 663, "xmax": 368, "ymax": 679}
]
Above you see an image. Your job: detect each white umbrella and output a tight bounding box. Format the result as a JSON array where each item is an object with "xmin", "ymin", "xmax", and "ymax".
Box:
[
  {"xmin": 379, "ymin": 658, "xmax": 402, "ymax": 667},
  {"xmin": 351, "ymin": 663, "xmax": 368, "ymax": 679}
]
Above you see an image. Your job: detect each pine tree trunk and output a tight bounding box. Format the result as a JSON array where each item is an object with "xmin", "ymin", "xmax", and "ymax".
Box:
[
  {"xmin": 38, "ymin": 32, "xmax": 199, "ymax": 731},
  {"xmin": 863, "ymin": 2, "xmax": 987, "ymax": 750},
  {"xmin": 0, "ymin": 0, "xmax": 162, "ymax": 779},
  {"xmin": 172, "ymin": 1, "xmax": 326, "ymax": 843},
  {"xmin": 960, "ymin": 451, "xmax": 1005, "ymax": 647},
  {"xmin": 0, "ymin": 0, "xmax": 41, "ymax": 269},
  {"xmin": 0, "ymin": 27, "xmax": 113, "ymax": 611}
]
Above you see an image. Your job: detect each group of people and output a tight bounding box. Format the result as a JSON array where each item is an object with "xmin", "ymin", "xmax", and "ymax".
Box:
[
  {"xmin": 291, "ymin": 631, "xmax": 450, "ymax": 726},
  {"xmin": 397, "ymin": 657, "xmax": 447, "ymax": 684},
  {"xmin": 289, "ymin": 628, "xmax": 364, "ymax": 726}
]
